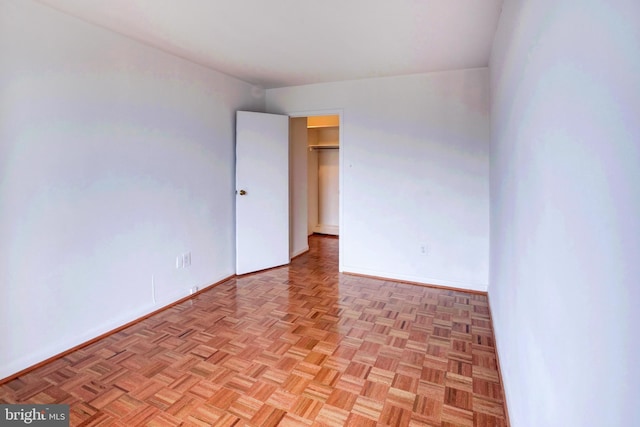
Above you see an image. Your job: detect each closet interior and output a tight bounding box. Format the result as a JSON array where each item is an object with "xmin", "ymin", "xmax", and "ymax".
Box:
[{"xmin": 307, "ymin": 115, "xmax": 339, "ymax": 236}]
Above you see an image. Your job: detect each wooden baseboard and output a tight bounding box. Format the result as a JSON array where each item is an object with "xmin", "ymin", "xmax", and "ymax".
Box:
[
  {"xmin": 487, "ymin": 293, "xmax": 512, "ymax": 427},
  {"xmin": 0, "ymin": 275, "xmax": 235, "ymax": 385},
  {"xmin": 313, "ymin": 224, "xmax": 339, "ymax": 235},
  {"xmin": 311, "ymin": 233, "xmax": 338, "ymax": 239},
  {"xmin": 341, "ymin": 271, "xmax": 488, "ymax": 296},
  {"xmin": 1, "ymin": 268, "xmax": 490, "ymax": 386}
]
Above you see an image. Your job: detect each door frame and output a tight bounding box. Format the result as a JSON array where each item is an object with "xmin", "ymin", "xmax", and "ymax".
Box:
[{"xmin": 287, "ymin": 109, "xmax": 344, "ymax": 272}]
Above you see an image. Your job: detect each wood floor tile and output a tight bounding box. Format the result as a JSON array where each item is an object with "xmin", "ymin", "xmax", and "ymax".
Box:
[
  {"xmin": 315, "ymin": 404, "xmax": 350, "ymax": 427},
  {"xmin": 0, "ymin": 235, "xmax": 508, "ymax": 426}
]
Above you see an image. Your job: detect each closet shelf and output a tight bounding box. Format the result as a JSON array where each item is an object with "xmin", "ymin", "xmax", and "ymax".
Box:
[{"xmin": 308, "ymin": 144, "xmax": 339, "ymax": 151}]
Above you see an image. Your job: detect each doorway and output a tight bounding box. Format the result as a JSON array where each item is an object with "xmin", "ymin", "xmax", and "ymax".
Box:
[
  {"xmin": 307, "ymin": 115, "xmax": 340, "ymax": 236},
  {"xmin": 288, "ymin": 113, "xmax": 341, "ymax": 264}
]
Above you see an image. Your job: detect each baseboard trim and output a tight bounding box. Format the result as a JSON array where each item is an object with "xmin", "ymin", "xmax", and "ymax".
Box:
[
  {"xmin": 487, "ymin": 293, "xmax": 512, "ymax": 427},
  {"xmin": 1, "ymin": 268, "xmax": 493, "ymax": 388},
  {"xmin": 342, "ymin": 271, "xmax": 488, "ymax": 296},
  {"xmin": 0, "ymin": 274, "xmax": 235, "ymax": 385},
  {"xmin": 313, "ymin": 224, "xmax": 339, "ymax": 235}
]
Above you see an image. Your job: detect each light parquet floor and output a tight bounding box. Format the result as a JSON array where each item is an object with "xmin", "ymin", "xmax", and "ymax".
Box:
[{"xmin": 1, "ymin": 235, "xmax": 508, "ymax": 426}]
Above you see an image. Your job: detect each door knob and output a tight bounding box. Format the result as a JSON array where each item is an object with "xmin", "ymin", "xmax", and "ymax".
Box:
[{"xmin": 239, "ymin": 189, "xmax": 247, "ymax": 195}]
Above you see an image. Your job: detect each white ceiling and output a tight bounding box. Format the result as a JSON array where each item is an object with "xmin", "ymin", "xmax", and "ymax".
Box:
[{"xmin": 36, "ymin": 0, "xmax": 504, "ymax": 89}]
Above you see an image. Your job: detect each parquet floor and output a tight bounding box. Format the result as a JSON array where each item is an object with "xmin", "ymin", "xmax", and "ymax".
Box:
[{"xmin": 0, "ymin": 235, "xmax": 508, "ymax": 426}]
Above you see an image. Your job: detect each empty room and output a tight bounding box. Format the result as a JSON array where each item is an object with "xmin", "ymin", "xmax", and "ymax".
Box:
[{"xmin": 1, "ymin": 1, "xmax": 638, "ymax": 426}]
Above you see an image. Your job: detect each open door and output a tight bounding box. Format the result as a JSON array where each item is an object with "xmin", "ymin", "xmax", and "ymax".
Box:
[{"xmin": 236, "ymin": 111, "xmax": 290, "ymax": 275}]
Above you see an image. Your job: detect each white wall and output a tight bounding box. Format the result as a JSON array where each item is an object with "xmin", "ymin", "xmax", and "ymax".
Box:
[
  {"xmin": 266, "ymin": 69, "xmax": 490, "ymax": 291},
  {"xmin": 0, "ymin": 0, "xmax": 263, "ymax": 379},
  {"xmin": 489, "ymin": 0, "xmax": 640, "ymax": 425}
]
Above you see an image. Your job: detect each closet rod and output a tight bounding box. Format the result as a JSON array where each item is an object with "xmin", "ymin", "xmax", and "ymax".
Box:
[{"xmin": 308, "ymin": 145, "xmax": 339, "ymax": 151}]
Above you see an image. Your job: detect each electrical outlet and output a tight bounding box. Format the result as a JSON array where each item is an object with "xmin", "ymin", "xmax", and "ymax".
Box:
[
  {"xmin": 184, "ymin": 252, "xmax": 191, "ymax": 267},
  {"xmin": 190, "ymin": 286, "xmax": 199, "ymax": 295},
  {"xmin": 176, "ymin": 255, "xmax": 183, "ymax": 269},
  {"xmin": 420, "ymin": 243, "xmax": 428, "ymax": 255}
]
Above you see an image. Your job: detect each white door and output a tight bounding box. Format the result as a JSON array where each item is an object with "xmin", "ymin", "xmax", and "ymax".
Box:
[{"xmin": 236, "ymin": 111, "xmax": 289, "ymax": 275}]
